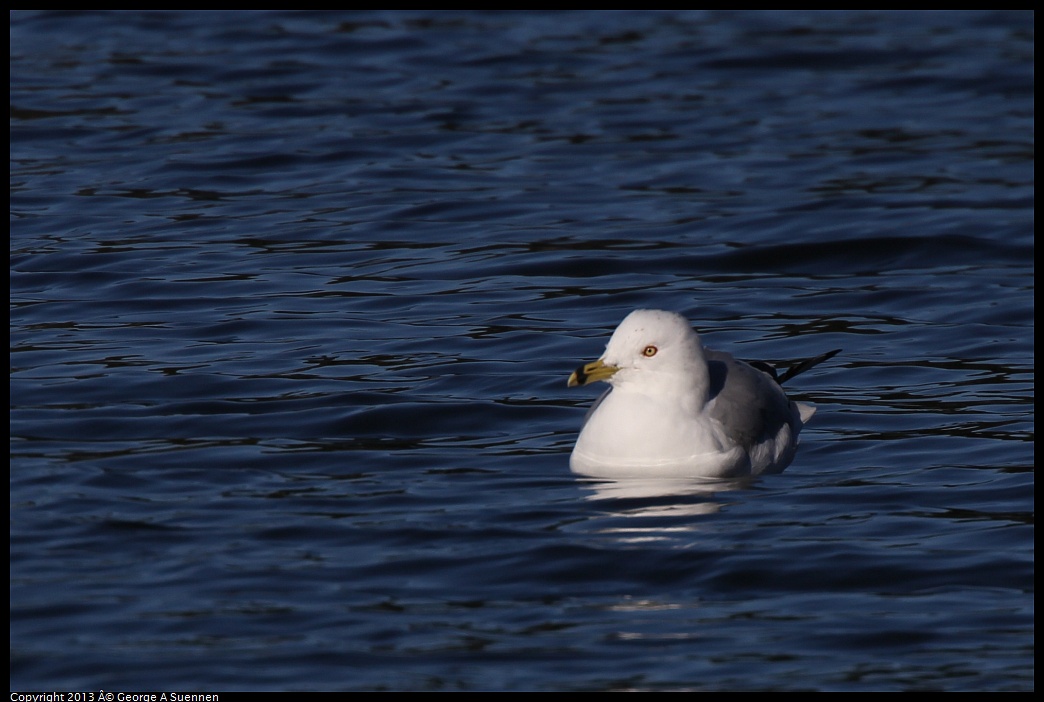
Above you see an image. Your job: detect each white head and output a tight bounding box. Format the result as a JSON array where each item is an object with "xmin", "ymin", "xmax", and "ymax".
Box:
[{"xmin": 601, "ymin": 309, "xmax": 706, "ymax": 385}]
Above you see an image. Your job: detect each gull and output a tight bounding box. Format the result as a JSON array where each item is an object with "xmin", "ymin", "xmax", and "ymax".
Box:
[{"xmin": 567, "ymin": 309, "xmax": 839, "ymax": 479}]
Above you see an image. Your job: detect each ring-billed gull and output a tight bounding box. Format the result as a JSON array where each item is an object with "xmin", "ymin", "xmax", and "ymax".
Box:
[{"xmin": 567, "ymin": 309, "xmax": 839, "ymax": 479}]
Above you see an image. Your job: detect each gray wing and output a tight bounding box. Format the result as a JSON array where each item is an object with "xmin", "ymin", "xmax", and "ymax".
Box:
[{"xmin": 705, "ymin": 350, "xmax": 796, "ymax": 448}]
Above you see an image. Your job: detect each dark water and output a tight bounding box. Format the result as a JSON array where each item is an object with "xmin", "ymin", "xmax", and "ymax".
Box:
[{"xmin": 10, "ymin": 10, "xmax": 1033, "ymax": 691}]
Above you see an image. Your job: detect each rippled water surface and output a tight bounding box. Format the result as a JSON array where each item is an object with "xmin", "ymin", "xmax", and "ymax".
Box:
[{"xmin": 10, "ymin": 10, "xmax": 1033, "ymax": 691}]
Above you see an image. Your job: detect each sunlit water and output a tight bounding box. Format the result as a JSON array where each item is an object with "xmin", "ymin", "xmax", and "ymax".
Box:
[{"xmin": 11, "ymin": 10, "xmax": 1033, "ymax": 691}]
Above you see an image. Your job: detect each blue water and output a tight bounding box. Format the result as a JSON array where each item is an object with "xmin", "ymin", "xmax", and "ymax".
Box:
[{"xmin": 10, "ymin": 10, "xmax": 1033, "ymax": 691}]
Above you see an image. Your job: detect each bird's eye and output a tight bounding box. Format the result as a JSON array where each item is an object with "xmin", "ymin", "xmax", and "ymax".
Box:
[{"xmin": 643, "ymin": 345, "xmax": 658, "ymax": 357}]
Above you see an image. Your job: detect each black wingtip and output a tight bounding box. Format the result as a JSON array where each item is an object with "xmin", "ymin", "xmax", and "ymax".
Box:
[{"xmin": 777, "ymin": 348, "xmax": 841, "ymax": 385}]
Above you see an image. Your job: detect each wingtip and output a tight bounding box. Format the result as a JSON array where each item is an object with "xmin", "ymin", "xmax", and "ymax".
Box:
[{"xmin": 778, "ymin": 348, "xmax": 842, "ymax": 384}]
